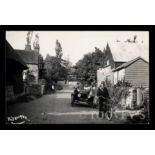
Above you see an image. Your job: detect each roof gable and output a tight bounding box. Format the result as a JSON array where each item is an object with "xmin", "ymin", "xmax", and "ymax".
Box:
[
  {"xmin": 107, "ymin": 42, "xmax": 149, "ymax": 62},
  {"xmin": 113, "ymin": 57, "xmax": 149, "ymax": 72},
  {"xmin": 16, "ymin": 50, "xmax": 39, "ymax": 64},
  {"xmin": 6, "ymin": 40, "xmax": 28, "ymax": 69}
]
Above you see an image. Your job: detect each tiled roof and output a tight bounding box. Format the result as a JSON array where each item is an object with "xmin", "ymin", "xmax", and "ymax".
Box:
[
  {"xmin": 112, "ymin": 57, "xmax": 149, "ymax": 72},
  {"xmin": 107, "ymin": 42, "xmax": 149, "ymax": 62},
  {"xmin": 6, "ymin": 40, "xmax": 28, "ymax": 69},
  {"xmin": 16, "ymin": 50, "xmax": 39, "ymax": 64}
]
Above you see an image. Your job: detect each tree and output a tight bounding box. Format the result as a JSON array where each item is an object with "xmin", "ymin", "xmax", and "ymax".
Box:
[
  {"xmin": 54, "ymin": 40, "xmax": 63, "ymax": 76},
  {"xmin": 44, "ymin": 55, "xmax": 59, "ymax": 82},
  {"xmin": 55, "ymin": 40, "xmax": 63, "ymax": 59},
  {"xmin": 75, "ymin": 47, "xmax": 105, "ymax": 84},
  {"xmin": 44, "ymin": 54, "xmax": 70, "ymax": 82},
  {"xmin": 44, "ymin": 40, "xmax": 71, "ymax": 83},
  {"xmin": 62, "ymin": 57, "xmax": 73, "ymax": 81}
]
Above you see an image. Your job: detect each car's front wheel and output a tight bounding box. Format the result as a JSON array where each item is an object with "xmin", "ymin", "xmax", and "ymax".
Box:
[{"xmin": 71, "ymin": 95, "xmax": 75, "ymax": 106}]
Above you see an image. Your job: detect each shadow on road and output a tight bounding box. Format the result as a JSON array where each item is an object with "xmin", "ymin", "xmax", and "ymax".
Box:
[{"xmin": 72, "ymin": 103, "xmax": 91, "ymax": 108}]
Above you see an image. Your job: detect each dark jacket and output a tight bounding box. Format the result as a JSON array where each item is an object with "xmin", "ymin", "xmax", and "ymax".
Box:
[{"xmin": 97, "ymin": 87, "xmax": 110, "ymax": 99}]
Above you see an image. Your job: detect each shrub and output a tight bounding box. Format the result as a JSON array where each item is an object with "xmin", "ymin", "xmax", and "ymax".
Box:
[
  {"xmin": 107, "ymin": 81, "xmax": 131, "ymax": 107},
  {"xmin": 25, "ymin": 84, "xmax": 43, "ymax": 97},
  {"xmin": 24, "ymin": 70, "xmax": 36, "ymax": 84}
]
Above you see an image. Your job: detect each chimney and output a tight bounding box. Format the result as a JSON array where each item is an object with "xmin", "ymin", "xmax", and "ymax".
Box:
[
  {"xmin": 33, "ymin": 33, "xmax": 40, "ymax": 53},
  {"xmin": 33, "ymin": 44, "xmax": 40, "ymax": 52},
  {"xmin": 25, "ymin": 31, "xmax": 33, "ymax": 51},
  {"xmin": 25, "ymin": 44, "xmax": 32, "ymax": 51}
]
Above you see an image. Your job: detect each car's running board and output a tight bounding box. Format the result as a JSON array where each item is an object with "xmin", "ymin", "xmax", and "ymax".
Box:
[{"xmin": 77, "ymin": 101, "xmax": 88, "ymax": 104}]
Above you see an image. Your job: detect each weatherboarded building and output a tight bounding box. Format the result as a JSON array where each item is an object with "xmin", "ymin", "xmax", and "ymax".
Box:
[
  {"xmin": 97, "ymin": 42, "xmax": 149, "ymax": 87},
  {"xmin": 113, "ymin": 57, "xmax": 149, "ymax": 87}
]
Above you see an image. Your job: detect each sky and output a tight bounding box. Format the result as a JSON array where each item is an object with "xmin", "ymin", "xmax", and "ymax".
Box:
[{"xmin": 6, "ymin": 31, "xmax": 149, "ymax": 65}]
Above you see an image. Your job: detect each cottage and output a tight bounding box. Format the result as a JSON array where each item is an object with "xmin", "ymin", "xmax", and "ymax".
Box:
[
  {"xmin": 6, "ymin": 40, "xmax": 28, "ymax": 101},
  {"xmin": 97, "ymin": 42, "xmax": 149, "ymax": 86},
  {"xmin": 113, "ymin": 57, "xmax": 149, "ymax": 87},
  {"xmin": 15, "ymin": 44, "xmax": 39, "ymax": 84}
]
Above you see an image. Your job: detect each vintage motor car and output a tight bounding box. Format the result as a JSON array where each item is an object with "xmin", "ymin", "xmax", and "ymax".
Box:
[{"xmin": 71, "ymin": 86, "xmax": 94, "ymax": 107}]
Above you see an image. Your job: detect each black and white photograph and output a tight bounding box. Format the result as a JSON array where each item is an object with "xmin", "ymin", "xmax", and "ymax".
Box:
[
  {"xmin": 1, "ymin": 0, "xmax": 155, "ymax": 154},
  {"xmin": 5, "ymin": 30, "xmax": 149, "ymax": 125}
]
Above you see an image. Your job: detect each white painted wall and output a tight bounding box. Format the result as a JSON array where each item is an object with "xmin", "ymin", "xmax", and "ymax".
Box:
[
  {"xmin": 97, "ymin": 66, "xmax": 112, "ymax": 86},
  {"xmin": 114, "ymin": 69, "xmax": 125, "ymax": 85},
  {"xmin": 118, "ymin": 69, "xmax": 125, "ymax": 81},
  {"xmin": 97, "ymin": 69, "xmax": 104, "ymax": 87},
  {"xmin": 114, "ymin": 72, "xmax": 118, "ymax": 85}
]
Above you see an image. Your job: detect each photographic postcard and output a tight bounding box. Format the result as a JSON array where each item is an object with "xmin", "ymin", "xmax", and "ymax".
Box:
[{"xmin": 1, "ymin": 27, "xmax": 152, "ymax": 129}]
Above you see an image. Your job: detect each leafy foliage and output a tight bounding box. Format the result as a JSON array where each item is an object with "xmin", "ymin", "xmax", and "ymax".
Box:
[
  {"xmin": 44, "ymin": 55, "xmax": 72, "ymax": 82},
  {"xmin": 24, "ymin": 70, "xmax": 35, "ymax": 84},
  {"xmin": 74, "ymin": 47, "xmax": 105, "ymax": 84},
  {"xmin": 42, "ymin": 40, "xmax": 72, "ymax": 92},
  {"xmin": 44, "ymin": 55, "xmax": 61, "ymax": 82},
  {"xmin": 55, "ymin": 40, "xmax": 63, "ymax": 59}
]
